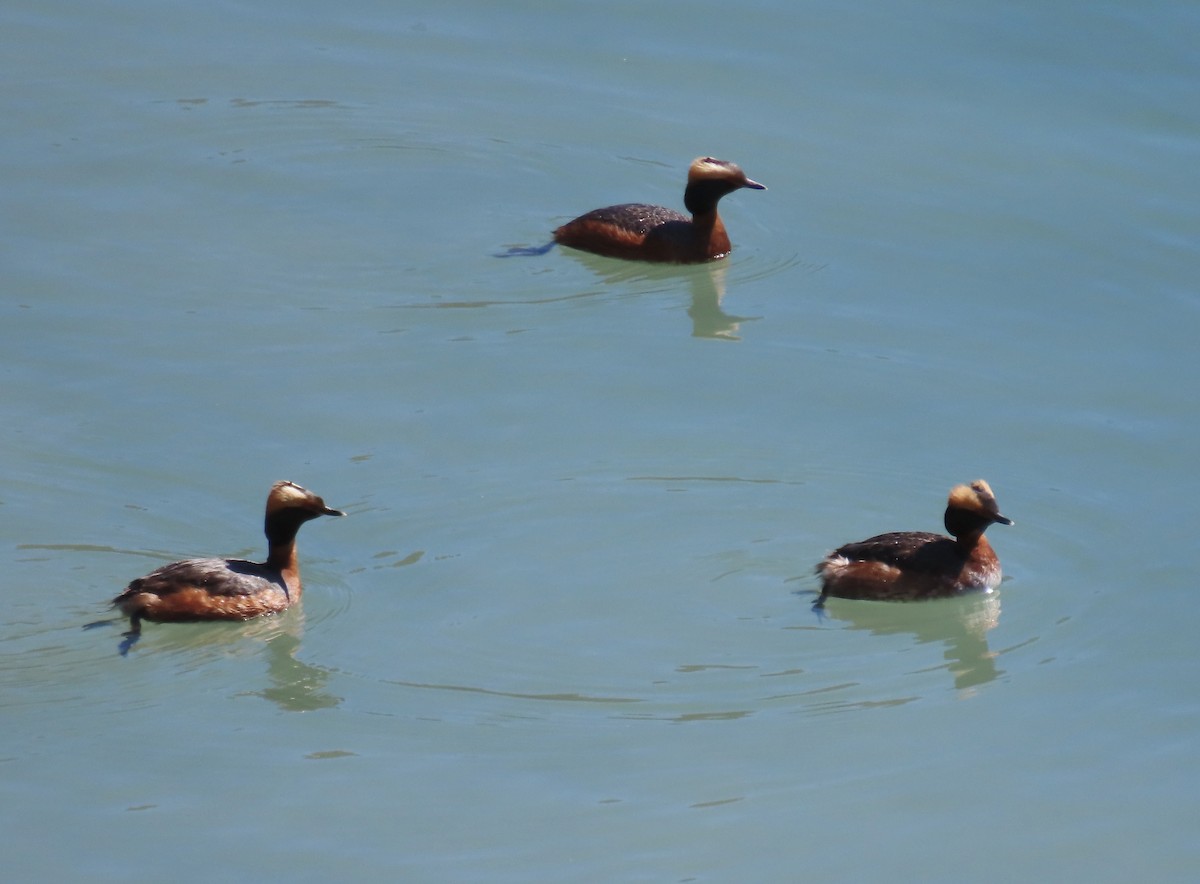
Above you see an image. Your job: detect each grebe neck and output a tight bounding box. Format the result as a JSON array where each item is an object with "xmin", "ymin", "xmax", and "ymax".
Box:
[
  {"xmin": 264, "ymin": 510, "xmax": 312, "ymax": 569},
  {"xmin": 684, "ymin": 179, "xmax": 739, "ymax": 216},
  {"xmin": 944, "ymin": 507, "xmax": 991, "ymax": 546}
]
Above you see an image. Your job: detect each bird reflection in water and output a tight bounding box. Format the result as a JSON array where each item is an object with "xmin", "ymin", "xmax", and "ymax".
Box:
[
  {"xmin": 815, "ymin": 591, "xmax": 1004, "ymax": 692},
  {"xmin": 562, "ymin": 253, "xmax": 756, "ymax": 341},
  {"xmin": 252, "ymin": 627, "xmax": 340, "ymax": 712}
]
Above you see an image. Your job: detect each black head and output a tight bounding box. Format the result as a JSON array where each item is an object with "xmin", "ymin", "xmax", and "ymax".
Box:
[
  {"xmin": 943, "ymin": 480, "xmax": 1013, "ymax": 538},
  {"xmin": 683, "ymin": 157, "xmax": 766, "ymax": 214},
  {"xmin": 264, "ymin": 480, "xmax": 345, "ymax": 542}
]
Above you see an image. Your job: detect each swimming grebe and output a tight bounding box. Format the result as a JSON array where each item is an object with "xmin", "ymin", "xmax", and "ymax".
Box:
[
  {"xmin": 552, "ymin": 157, "xmax": 765, "ymax": 263},
  {"xmin": 814, "ymin": 480, "xmax": 1013, "ymax": 607},
  {"xmin": 110, "ymin": 480, "xmax": 345, "ymax": 653}
]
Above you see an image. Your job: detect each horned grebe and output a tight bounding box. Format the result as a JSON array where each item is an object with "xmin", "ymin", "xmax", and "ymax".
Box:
[
  {"xmin": 552, "ymin": 156, "xmax": 765, "ymax": 263},
  {"xmin": 109, "ymin": 480, "xmax": 345, "ymax": 654},
  {"xmin": 814, "ymin": 480, "xmax": 1013, "ymax": 607}
]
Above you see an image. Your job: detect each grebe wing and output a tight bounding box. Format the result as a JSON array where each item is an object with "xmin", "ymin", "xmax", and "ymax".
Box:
[
  {"xmin": 115, "ymin": 557, "xmax": 283, "ymax": 602},
  {"xmin": 830, "ymin": 532, "xmax": 947, "ymax": 568},
  {"xmin": 569, "ymin": 203, "xmax": 689, "ymax": 235}
]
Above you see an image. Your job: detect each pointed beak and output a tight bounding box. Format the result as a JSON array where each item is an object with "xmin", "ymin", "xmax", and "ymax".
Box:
[
  {"xmin": 322, "ymin": 506, "xmax": 347, "ymax": 517},
  {"xmin": 743, "ymin": 177, "xmax": 766, "ymax": 190},
  {"xmin": 993, "ymin": 513, "xmax": 1014, "ymax": 526}
]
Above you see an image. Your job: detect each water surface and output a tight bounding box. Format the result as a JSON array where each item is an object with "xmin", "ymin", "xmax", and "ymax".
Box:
[{"xmin": 3, "ymin": 1, "xmax": 1198, "ymax": 880}]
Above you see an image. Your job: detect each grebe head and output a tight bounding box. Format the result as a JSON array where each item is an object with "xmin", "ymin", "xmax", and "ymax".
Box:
[
  {"xmin": 944, "ymin": 480, "xmax": 1013, "ymax": 536},
  {"xmin": 683, "ymin": 157, "xmax": 765, "ymax": 217},
  {"xmin": 686, "ymin": 157, "xmax": 766, "ymax": 191},
  {"xmin": 267, "ymin": 480, "xmax": 346, "ymax": 521}
]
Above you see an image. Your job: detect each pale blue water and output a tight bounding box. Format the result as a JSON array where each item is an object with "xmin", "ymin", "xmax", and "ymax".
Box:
[{"xmin": 3, "ymin": 0, "xmax": 1199, "ymax": 880}]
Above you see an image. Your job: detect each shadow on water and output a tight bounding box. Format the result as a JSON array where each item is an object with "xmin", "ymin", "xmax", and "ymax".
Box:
[{"xmin": 814, "ymin": 592, "xmax": 1005, "ymax": 691}]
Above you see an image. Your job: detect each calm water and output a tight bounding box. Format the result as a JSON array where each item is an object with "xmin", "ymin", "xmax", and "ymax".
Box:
[{"xmin": 4, "ymin": 0, "xmax": 1198, "ymax": 880}]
